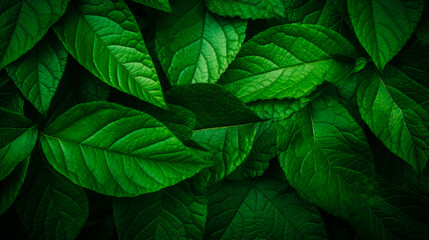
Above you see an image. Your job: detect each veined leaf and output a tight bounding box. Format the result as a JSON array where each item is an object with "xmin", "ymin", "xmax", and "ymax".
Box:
[
  {"xmin": 6, "ymin": 33, "xmax": 67, "ymax": 117},
  {"xmin": 40, "ymin": 101, "xmax": 211, "ymax": 197},
  {"xmin": 0, "ymin": 156, "xmax": 29, "ymax": 215},
  {"xmin": 205, "ymin": 0, "xmax": 287, "ymax": 20},
  {"xmin": 205, "ymin": 178, "xmax": 328, "ymax": 239},
  {"xmin": 348, "ymin": 0, "xmax": 424, "ymax": 71},
  {"xmin": 114, "ymin": 180, "xmax": 207, "ymax": 240},
  {"xmin": 156, "ymin": 0, "xmax": 247, "ymax": 85},
  {"xmin": 15, "ymin": 150, "xmax": 88, "ymax": 240},
  {"xmin": 131, "ymin": 0, "xmax": 172, "ymax": 12},
  {"xmin": 0, "ymin": 108, "xmax": 38, "ymax": 181},
  {"xmin": 227, "ymin": 120, "xmax": 276, "ymax": 180},
  {"xmin": 54, "ymin": 0, "xmax": 167, "ymax": 109},
  {"xmin": 277, "ymin": 94, "xmax": 429, "ymax": 239},
  {"xmin": 166, "ymin": 84, "xmax": 260, "ymax": 128},
  {"xmin": 219, "ymin": 24, "xmax": 357, "ymax": 103},
  {"xmin": 0, "ymin": 81, "xmax": 24, "ymax": 114},
  {"xmin": 357, "ymin": 65, "xmax": 429, "ymax": 174},
  {"xmin": 0, "ymin": 0, "xmax": 70, "ymax": 70}
]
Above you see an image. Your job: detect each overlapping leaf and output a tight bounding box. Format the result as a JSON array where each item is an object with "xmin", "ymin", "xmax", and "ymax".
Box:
[
  {"xmin": 15, "ymin": 151, "xmax": 88, "ymax": 240},
  {"xmin": 348, "ymin": 0, "xmax": 424, "ymax": 70},
  {"xmin": 205, "ymin": 0, "xmax": 287, "ymax": 19},
  {"xmin": 6, "ymin": 33, "xmax": 67, "ymax": 117},
  {"xmin": 206, "ymin": 178, "xmax": 328, "ymax": 239},
  {"xmin": 156, "ymin": 0, "xmax": 247, "ymax": 85},
  {"xmin": 0, "ymin": 156, "xmax": 29, "ymax": 214},
  {"xmin": 54, "ymin": 0, "xmax": 167, "ymax": 109},
  {"xmin": 114, "ymin": 180, "xmax": 206, "ymax": 240},
  {"xmin": 131, "ymin": 0, "xmax": 172, "ymax": 12},
  {"xmin": 0, "ymin": 0, "xmax": 70, "ymax": 70},
  {"xmin": 219, "ymin": 24, "xmax": 357, "ymax": 103},
  {"xmin": 357, "ymin": 65, "xmax": 429, "ymax": 174},
  {"xmin": 0, "ymin": 108, "xmax": 37, "ymax": 181},
  {"xmin": 41, "ymin": 101, "xmax": 211, "ymax": 197}
]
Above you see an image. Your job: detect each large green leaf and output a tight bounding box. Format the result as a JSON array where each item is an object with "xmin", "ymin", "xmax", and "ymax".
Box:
[
  {"xmin": 6, "ymin": 33, "xmax": 67, "ymax": 117},
  {"xmin": 218, "ymin": 24, "xmax": 357, "ymax": 103},
  {"xmin": 114, "ymin": 180, "xmax": 207, "ymax": 240},
  {"xmin": 0, "ymin": 0, "xmax": 70, "ymax": 70},
  {"xmin": 131, "ymin": 0, "xmax": 172, "ymax": 12},
  {"xmin": 348, "ymin": 0, "xmax": 424, "ymax": 71},
  {"xmin": 357, "ymin": 65, "xmax": 429, "ymax": 174},
  {"xmin": 156, "ymin": 0, "xmax": 246, "ymax": 85},
  {"xmin": 40, "ymin": 101, "xmax": 211, "ymax": 197},
  {"xmin": 205, "ymin": 0, "xmax": 287, "ymax": 20},
  {"xmin": 0, "ymin": 108, "xmax": 38, "ymax": 181},
  {"xmin": 0, "ymin": 156, "xmax": 29, "ymax": 215},
  {"xmin": 15, "ymin": 150, "xmax": 88, "ymax": 240},
  {"xmin": 205, "ymin": 178, "xmax": 328, "ymax": 239},
  {"xmin": 277, "ymin": 94, "xmax": 429, "ymax": 239},
  {"xmin": 54, "ymin": 0, "xmax": 167, "ymax": 109}
]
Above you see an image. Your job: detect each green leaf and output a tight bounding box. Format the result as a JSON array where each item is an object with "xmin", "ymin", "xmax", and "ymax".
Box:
[
  {"xmin": 227, "ymin": 120, "xmax": 276, "ymax": 180},
  {"xmin": 53, "ymin": 0, "xmax": 167, "ymax": 109},
  {"xmin": 76, "ymin": 68, "xmax": 110, "ymax": 103},
  {"xmin": 114, "ymin": 180, "xmax": 207, "ymax": 240},
  {"xmin": 0, "ymin": 0, "xmax": 70, "ymax": 70},
  {"xmin": 192, "ymin": 122, "xmax": 258, "ymax": 184},
  {"xmin": 205, "ymin": 178, "xmax": 328, "ymax": 239},
  {"xmin": 348, "ymin": 0, "xmax": 424, "ymax": 71},
  {"xmin": 0, "ymin": 108, "xmax": 38, "ymax": 181},
  {"xmin": 205, "ymin": 0, "xmax": 287, "ymax": 20},
  {"xmin": 357, "ymin": 65, "xmax": 429, "ymax": 174},
  {"xmin": 0, "ymin": 156, "xmax": 29, "ymax": 215},
  {"xmin": 156, "ymin": 0, "xmax": 247, "ymax": 85},
  {"xmin": 165, "ymin": 84, "xmax": 261, "ymax": 129},
  {"xmin": 218, "ymin": 24, "xmax": 357, "ymax": 103},
  {"xmin": 277, "ymin": 94, "xmax": 429, "ymax": 239},
  {"xmin": 5, "ymin": 33, "xmax": 67, "ymax": 117},
  {"xmin": 40, "ymin": 101, "xmax": 211, "ymax": 197},
  {"xmin": 15, "ymin": 150, "xmax": 88, "ymax": 240},
  {"xmin": 131, "ymin": 0, "xmax": 172, "ymax": 13},
  {"xmin": 0, "ymin": 81, "xmax": 24, "ymax": 114}
]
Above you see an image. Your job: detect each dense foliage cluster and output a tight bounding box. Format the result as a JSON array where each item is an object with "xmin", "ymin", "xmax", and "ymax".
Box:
[{"xmin": 1, "ymin": 0, "xmax": 429, "ymax": 239}]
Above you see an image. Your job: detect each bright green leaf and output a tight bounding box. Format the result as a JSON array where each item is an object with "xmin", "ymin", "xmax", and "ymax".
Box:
[
  {"xmin": 40, "ymin": 101, "xmax": 211, "ymax": 197},
  {"xmin": 219, "ymin": 24, "xmax": 357, "ymax": 102},
  {"xmin": 54, "ymin": 0, "xmax": 167, "ymax": 109},
  {"xmin": 348, "ymin": 0, "xmax": 424, "ymax": 70},
  {"xmin": 357, "ymin": 65, "xmax": 429, "ymax": 174},
  {"xmin": 114, "ymin": 180, "xmax": 207, "ymax": 240},
  {"xmin": 205, "ymin": 0, "xmax": 287, "ymax": 20},
  {"xmin": 0, "ymin": 0, "xmax": 70, "ymax": 70},
  {"xmin": 131, "ymin": 0, "xmax": 172, "ymax": 13},
  {"xmin": 6, "ymin": 33, "xmax": 67, "ymax": 117},
  {"xmin": 156, "ymin": 0, "xmax": 247, "ymax": 85},
  {"xmin": 15, "ymin": 150, "xmax": 88, "ymax": 240},
  {"xmin": 205, "ymin": 178, "xmax": 328, "ymax": 239},
  {"xmin": 0, "ymin": 108, "xmax": 38, "ymax": 181}
]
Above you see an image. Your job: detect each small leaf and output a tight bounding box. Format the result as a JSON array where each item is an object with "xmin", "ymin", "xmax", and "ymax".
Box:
[
  {"xmin": 6, "ymin": 33, "xmax": 67, "ymax": 117},
  {"xmin": 41, "ymin": 101, "xmax": 211, "ymax": 197},
  {"xmin": 156, "ymin": 0, "xmax": 247, "ymax": 85},
  {"xmin": 131, "ymin": 0, "xmax": 172, "ymax": 13},
  {"xmin": 15, "ymin": 150, "xmax": 88, "ymax": 240},
  {"xmin": 0, "ymin": 0, "xmax": 70, "ymax": 70},
  {"xmin": 205, "ymin": 178, "xmax": 328, "ymax": 239},
  {"xmin": 54, "ymin": 0, "xmax": 167, "ymax": 109},
  {"xmin": 348, "ymin": 0, "xmax": 424, "ymax": 70},
  {"xmin": 219, "ymin": 24, "xmax": 357, "ymax": 102},
  {"xmin": 0, "ymin": 108, "xmax": 38, "ymax": 181},
  {"xmin": 114, "ymin": 180, "xmax": 207, "ymax": 240}
]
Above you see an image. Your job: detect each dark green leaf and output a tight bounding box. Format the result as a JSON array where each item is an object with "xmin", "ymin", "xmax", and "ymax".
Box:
[
  {"xmin": 6, "ymin": 33, "xmax": 67, "ymax": 117},
  {"xmin": 205, "ymin": 0, "xmax": 287, "ymax": 19},
  {"xmin": 131, "ymin": 0, "xmax": 172, "ymax": 12},
  {"xmin": 0, "ymin": 0, "xmax": 70, "ymax": 70},
  {"xmin": 0, "ymin": 156, "xmax": 29, "ymax": 214}
]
